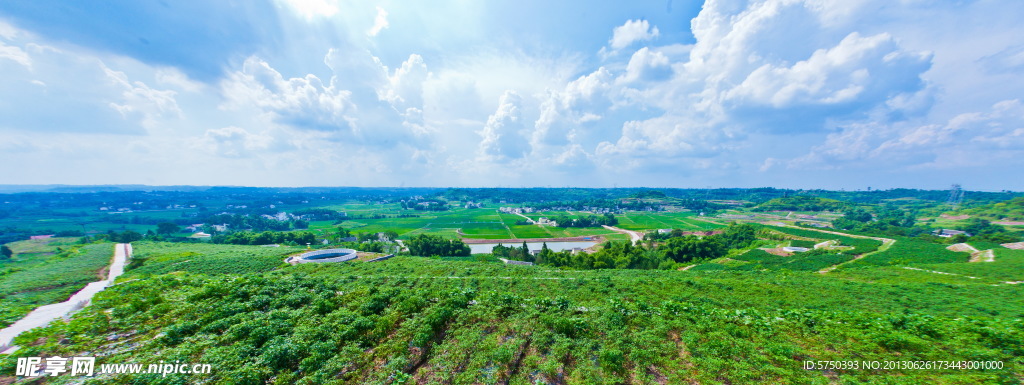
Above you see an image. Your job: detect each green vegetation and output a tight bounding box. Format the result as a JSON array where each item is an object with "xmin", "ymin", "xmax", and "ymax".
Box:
[
  {"xmin": 962, "ymin": 197, "xmax": 1024, "ymax": 221},
  {"xmin": 914, "ymin": 248, "xmax": 1024, "ymax": 283},
  {"xmin": 549, "ymin": 213, "xmax": 618, "ymax": 228},
  {"xmin": 126, "ymin": 241, "xmax": 296, "ymax": 276},
  {"xmin": 753, "ymin": 196, "xmax": 848, "ymax": 212},
  {"xmin": 845, "ymin": 237, "xmax": 968, "ymax": 267},
  {"xmin": 3, "ymin": 188, "xmax": 1024, "ymax": 383},
  {"xmin": 404, "ymin": 234, "xmax": 470, "ymax": 257},
  {"xmin": 763, "ymin": 225, "xmax": 883, "ymax": 255},
  {"xmin": 731, "ymin": 249, "xmax": 855, "ymax": 272},
  {"xmin": 789, "ymin": 239, "xmax": 817, "ymax": 248},
  {"xmin": 3, "ymin": 257, "xmax": 1022, "ymax": 384},
  {"xmin": 211, "ymin": 230, "xmax": 318, "ymax": 246},
  {"xmin": 0, "ymin": 242, "xmax": 113, "ymax": 327}
]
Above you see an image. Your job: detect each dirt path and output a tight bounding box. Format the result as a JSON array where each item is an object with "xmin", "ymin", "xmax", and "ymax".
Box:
[
  {"xmin": 760, "ymin": 224, "xmax": 897, "ymax": 274},
  {"xmin": 969, "ymin": 249, "xmax": 995, "ymax": 263},
  {"xmin": 1, "ymin": 243, "xmax": 132, "ymax": 354},
  {"xmin": 902, "ymin": 267, "xmax": 979, "ymax": 279},
  {"xmin": 602, "ymin": 225, "xmax": 643, "ymax": 245}
]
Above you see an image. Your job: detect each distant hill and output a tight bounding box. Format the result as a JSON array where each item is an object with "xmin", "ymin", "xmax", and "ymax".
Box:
[
  {"xmin": 752, "ymin": 196, "xmax": 849, "ymax": 212},
  {"xmin": 961, "ymin": 197, "xmax": 1024, "ymax": 221}
]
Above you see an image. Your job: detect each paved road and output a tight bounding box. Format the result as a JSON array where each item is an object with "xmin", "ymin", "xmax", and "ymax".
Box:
[
  {"xmin": 512, "ymin": 212, "xmax": 536, "ymax": 224},
  {"xmin": 602, "ymin": 225, "xmax": 643, "ymax": 245},
  {"xmin": 0, "ymin": 243, "xmax": 131, "ymax": 354}
]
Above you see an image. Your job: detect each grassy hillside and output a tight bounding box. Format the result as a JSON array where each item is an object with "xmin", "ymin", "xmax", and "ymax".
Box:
[
  {"xmin": 0, "ymin": 241, "xmax": 115, "ymax": 328},
  {"xmin": 1, "ymin": 246, "xmax": 1022, "ymax": 384},
  {"xmin": 961, "ymin": 197, "xmax": 1024, "ymax": 221},
  {"xmin": 752, "ymin": 196, "xmax": 849, "ymax": 212}
]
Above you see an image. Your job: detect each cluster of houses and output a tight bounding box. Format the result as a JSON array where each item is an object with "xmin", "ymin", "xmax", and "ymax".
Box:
[
  {"xmin": 934, "ymin": 229, "xmax": 970, "ymax": 238},
  {"xmin": 97, "ymin": 207, "xmax": 133, "ymax": 213},
  {"xmin": 499, "ymin": 207, "xmax": 535, "ymax": 214},
  {"xmin": 536, "ymin": 217, "xmax": 557, "ymax": 227}
]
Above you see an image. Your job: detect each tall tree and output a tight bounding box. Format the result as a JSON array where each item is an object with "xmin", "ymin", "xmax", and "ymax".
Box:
[{"xmin": 156, "ymin": 222, "xmax": 180, "ymax": 235}]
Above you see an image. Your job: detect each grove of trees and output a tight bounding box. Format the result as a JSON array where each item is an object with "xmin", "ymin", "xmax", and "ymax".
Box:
[{"xmin": 405, "ymin": 234, "xmax": 470, "ymax": 257}]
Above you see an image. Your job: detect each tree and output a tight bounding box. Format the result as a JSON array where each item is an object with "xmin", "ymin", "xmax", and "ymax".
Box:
[
  {"xmin": 1, "ymin": 245, "xmax": 12, "ymax": 260},
  {"xmin": 116, "ymin": 230, "xmax": 144, "ymax": 243},
  {"xmin": 537, "ymin": 242, "xmax": 553, "ymax": 265},
  {"xmin": 660, "ymin": 236, "xmax": 726, "ymax": 263},
  {"xmin": 405, "ymin": 234, "xmax": 470, "ymax": 257},
  {"xmin": 521, "ymin": 241, "xmax": 533, "ymax": 262},
  {"xmin": 156, "ymin": 222, "xmax": 180, "ymax": 235},
  {"xmin": 844, "ymin": 208, "xmax": 873, "ymax": 223}
]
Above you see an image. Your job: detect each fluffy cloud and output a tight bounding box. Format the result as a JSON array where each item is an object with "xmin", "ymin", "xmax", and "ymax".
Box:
[
  {"xmin": 533, "ymin": 67, "xmax": 612, "ymax": 147},
  {"xmin": 609, "ymin": 19, "xmax": 660, "ymax": 51},
  {"xmin": 367, "ymin": 6, "xmax": 389, "ymax": 36},
  {"xmin": 683, "ymin": 0, "xmax": 933, "ymax": 130},
  {"xmin": 592, "ymin": 0, "xmax": 938, "ymax": 174},
  {"xmin": 221, "ymin": 56, "xmax": 356, "ymax": 132},
  {"xmin": 379, "ymin": 54, "xmax": 428, "ymax": 111},
  {"xmin": 104, "ymin": 67, "xmax": 183, "ymax": 128},
  {"xmin": 1, "ymin": 1, "xmax": 1022, "ymax": 188},
  {"xmin": 0, "ymin": 41, "xmax": 31, "ymax": 68},
  {"xmin": 0, "ymin": 25, "xmax": 181, "ymax": 135},
  {"xmin": 787, "ymin": 99, "xmax": 1024, "ymax": 170},
  {"xmin": 198, "ymin": 126, "xmax": 273, "ymax": 158},
  {"xmin": 619, "ymin": 47, "xmax": 673, "ymax": 83},
  {"xmin": 478, "ymin": 91, "xmax": 530, "ymax": 161},
  {"xmin": 724, "ymin": 32, "xmax": 930, "ymax": 108},
  {"xmin": 597, "ymin": 115, "xmax": 732, "ymax": 160}
]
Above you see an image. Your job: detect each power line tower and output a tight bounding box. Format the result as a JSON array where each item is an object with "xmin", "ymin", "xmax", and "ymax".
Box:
[{"xmin": 946, "ymin": 184, "xmax": 964, "ymax": 210}]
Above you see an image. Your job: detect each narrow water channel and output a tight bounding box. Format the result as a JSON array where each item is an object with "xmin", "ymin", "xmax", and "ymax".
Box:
[{"xmin": 0, "ymin": 243, "xmax": 131, "ymax": 353}]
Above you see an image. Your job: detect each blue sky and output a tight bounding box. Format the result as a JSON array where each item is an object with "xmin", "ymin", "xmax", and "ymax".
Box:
[{"xmin": 1, "ymin": 0, "xmax": 1022, "ymax": 190}]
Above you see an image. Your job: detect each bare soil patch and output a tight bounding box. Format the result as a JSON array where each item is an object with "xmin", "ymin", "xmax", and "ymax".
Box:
[
  {"xmin": 1001, "ymin": 242, "xmax": 1024, "ymax": 250},
  {"xmin": 939, "ymin": 214, "xmax": 970, "ymax": 220},
  {"xmin": 946, "ymin": 243, "xmax": 978, "ymax": 253},
  {"xmin": 764, "ymin": 248, "xmax": 793, "ymax": 257},
  {"xmin": 969, "ymin": 249, "xmax": 995, "ymax": 263},
  {"xmin": 993, "ymin": 221, "xmax": 1024, "ymax": 226}
]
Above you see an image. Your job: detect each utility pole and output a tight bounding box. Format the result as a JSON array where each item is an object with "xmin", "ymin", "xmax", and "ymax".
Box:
[{"xmin": 946, "ymin": 184, "xmax": 964, "ymax": 210}]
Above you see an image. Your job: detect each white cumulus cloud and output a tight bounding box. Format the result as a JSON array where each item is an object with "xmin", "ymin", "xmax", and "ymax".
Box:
[
  {"xmin": 478, "ymin": 90, "xmax": 530, "ymax": 161},
  {"xmin": 609, "ymin": 19, "xmax": 660, "ymax": 51},
  {"xmin": 221, "ymin": 56, "xmax": 356, "ymax": 132},
  {"xmin": 367, "ymin": 6, "xmax": 389, "ymax": 36}
]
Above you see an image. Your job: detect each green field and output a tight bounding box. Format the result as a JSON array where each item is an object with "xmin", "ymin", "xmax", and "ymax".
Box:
[
  {"xmin": 2, "ymin": 190, "xmax": 1024, "ymax": 383},
  {"xmin": 3, "ymin": 255, "xmax": 1022, "ymax": 384},
  {"xmin": 126, "ymin": 241, "xmax": 300, "ymax": 276},
  {"xmin": 334, "ymin": 207, "xmax": 657, "ymax": 241},
  {"xmin": 914, "ymin": 247, "xmax": 1024, "ymax": 283},
  {"xmin": 0, "ymin": 241, "xmax": 115, "ymax": 328}
]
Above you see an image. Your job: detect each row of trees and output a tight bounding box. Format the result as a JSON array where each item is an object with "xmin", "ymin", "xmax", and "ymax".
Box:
[
  {"xmin": 551, "ymin": 213, "xmax": 619, "ymax": 228},
  {"xmin": 532, "ymin": 224, "xmax": 759, "ymax": 270},
  {"xmin": 831, "ymin": 206, "xmax": 1021, "ymax": 243},
  {"xmin": 212, "ymin": 231, "xmax": 318, "ymax": 246},
  {"xmin": 405, "ymin": 234, "xmax": 470, "ymax": 257},
  {"xmin": 491, "ymin": 242, "xmax": 532, "ymax": 261}
]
